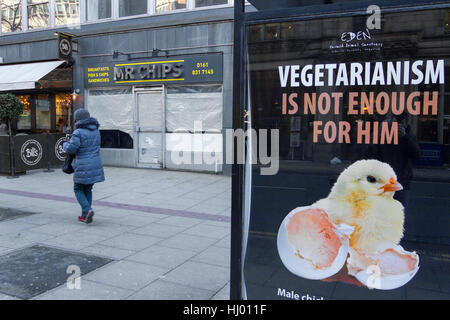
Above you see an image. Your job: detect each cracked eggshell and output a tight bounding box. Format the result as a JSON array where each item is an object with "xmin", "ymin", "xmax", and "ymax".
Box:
[
  {"xmin": 347, "ymin": 245, "xmax": 420, "ymax": 290},
  {"xmin": 277, "ymin": 206, "xmax": 354, "ymax": 280}
]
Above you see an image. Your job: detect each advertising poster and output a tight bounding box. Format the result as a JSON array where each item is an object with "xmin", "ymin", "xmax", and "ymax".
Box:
[{"xmin": 242, "ymin": 8, "xmax": 450, "ymax": 299}]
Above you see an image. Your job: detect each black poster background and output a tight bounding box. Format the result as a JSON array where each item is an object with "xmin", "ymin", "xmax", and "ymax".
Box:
[{"xmin": 243, "ymin": 8, "xmax": 450, "ymax": 300}]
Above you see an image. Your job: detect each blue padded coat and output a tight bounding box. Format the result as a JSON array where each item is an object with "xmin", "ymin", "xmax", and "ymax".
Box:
[{"xmin": 63, "ymin": 117, "xmax": 105, "ymax": 185}]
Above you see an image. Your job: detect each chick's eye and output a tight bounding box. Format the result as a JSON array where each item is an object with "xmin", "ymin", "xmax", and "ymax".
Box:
[{"xmin": 367, "ymin": 176, "xmax": 377, "ymax": 183}]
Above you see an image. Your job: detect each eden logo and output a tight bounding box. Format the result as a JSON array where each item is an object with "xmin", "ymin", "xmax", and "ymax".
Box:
[{"xmin": 341, "ymin": 28, "xmax": 371, "ymax": 43}]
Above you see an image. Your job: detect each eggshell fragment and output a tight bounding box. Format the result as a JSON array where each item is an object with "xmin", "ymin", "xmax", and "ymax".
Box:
[
  {"xmin": 347, "ymin": 245, "xmax": 420, "ymax": 290},
  {"xmin": 277, "ymin": 206, "xmax": 354, "ymax": 280}
]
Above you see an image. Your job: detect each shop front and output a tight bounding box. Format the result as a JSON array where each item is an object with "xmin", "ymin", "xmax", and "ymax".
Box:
[
  {"xmin": 84, "ymin": 53, "xmax": 224, "ymax": 172},
  {"xmin": 0, "ymin": 2, "xmax": 234, "ymax": 175},
  {"xmin": 0, "ymin": 60, "xmax": 73, "ymax": 174},
  {"xmin": 231, "ymin": 0, "xmax": 450, "ymax": 300}
]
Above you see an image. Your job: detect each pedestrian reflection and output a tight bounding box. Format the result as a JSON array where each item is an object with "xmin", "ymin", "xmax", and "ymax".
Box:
[{"xmin": 363, "ymin": 112, "xmax": 421, "ymax": 208}]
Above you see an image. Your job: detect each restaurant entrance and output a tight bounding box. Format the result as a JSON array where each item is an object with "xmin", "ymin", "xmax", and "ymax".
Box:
[{"xmin": 0, "ymin": 60, "xmax": 73, "ymax": 175}]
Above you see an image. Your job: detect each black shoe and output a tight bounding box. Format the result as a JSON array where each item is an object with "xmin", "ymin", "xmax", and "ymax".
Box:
[{"xmin": 85, "ymin": 210, "xmax": 95, "ymax": 224}]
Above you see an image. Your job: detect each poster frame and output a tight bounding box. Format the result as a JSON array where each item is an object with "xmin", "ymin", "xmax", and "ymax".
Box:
[{"xmin": 231, "ymin": 0, "xmax": 450, "ymax": 301}]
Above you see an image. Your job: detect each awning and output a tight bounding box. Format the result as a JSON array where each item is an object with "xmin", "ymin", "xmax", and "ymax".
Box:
[{"xmin": 0, "ymin": 60, "xmax": 65, "ymax": 92}]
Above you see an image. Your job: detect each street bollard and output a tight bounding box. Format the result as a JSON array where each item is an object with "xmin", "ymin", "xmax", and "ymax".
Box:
[
  {"xmin": 7, "ymin": 134, "xmax": 18, "ymax": 179},
  {"xmin": 44, "ymin": 133, "xmax": 54, "ymax": 173}
]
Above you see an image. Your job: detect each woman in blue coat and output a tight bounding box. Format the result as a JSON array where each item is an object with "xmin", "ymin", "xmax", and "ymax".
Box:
[{"xmin": 63, "ymin": 109, "xmax": 105, "ymax": 224}]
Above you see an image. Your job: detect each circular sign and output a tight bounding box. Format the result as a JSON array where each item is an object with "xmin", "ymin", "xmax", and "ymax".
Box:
[
  {"xmin": 59, "ymin": 38, "xmax": 72, "ymax": 56},
  {"xmin": 55, "ymin": 137, "xmax": 68, "ymax": 161},
  {"xmin": 20, "ymin": 139, "xmax": 43, "ymax": 166}
]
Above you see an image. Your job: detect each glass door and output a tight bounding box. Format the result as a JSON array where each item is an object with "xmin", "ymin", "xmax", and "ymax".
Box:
[
  {"xmin": 35, "ymin": 94, "xmax": 51, "ymax": 133},
  {"xmin": 135, "ymin": 88, "xmax": 164, "ymax": 168}
]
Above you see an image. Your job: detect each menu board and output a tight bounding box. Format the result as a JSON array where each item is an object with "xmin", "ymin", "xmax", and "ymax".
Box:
[{"xmin": 85, "ymin": 54, "xmax": 223, "ymax": 87}]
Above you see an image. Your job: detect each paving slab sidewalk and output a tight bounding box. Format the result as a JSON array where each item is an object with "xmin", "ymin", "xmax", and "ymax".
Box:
[{"xmin": 0, "ymin": 167, "xmax": 231, "ymax": 300}]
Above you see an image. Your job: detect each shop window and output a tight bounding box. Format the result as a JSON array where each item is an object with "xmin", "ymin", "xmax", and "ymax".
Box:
[
  {"xmin": 86, "ymin": 0, "xmax": 111, "ymax": 21},
  {"xmin": 87, "ymin": 88, "xmax": 133, "ymax": 149},
  {"xmin": 444, "ymin": 118, "xmax": 450, "ymax": 145},
  {"xmin": 56, "ymin": 4, "xmax": 63, "ymax": 14},
  {"xmin": 1, "ymin": 0, "xmax": 22, "ymax": 33},
  {"xmin": 55, "ymin": 93, "xmax": 72, "ymax": 133},
  {"xmin": 165, "ymin": 85, "xmax": 223, "ymax": 170},
  {"xmin": 418, "ymin": 116, "xmax": 439, "ymax": 143},
  {"xmin": 264, "ymin": 23, "xmax": 280, "ymax": 41},
  {"xmin": 119, "ymin": 0, "xmax": 147, "ymax": 17},
  {"xmin": 280, "ymin": 22, "xmax": 296, "ymax": 39},
  {"xmin": 155, "ymin": 0, "xmax": 186, "ymax": 13},
  {"xmin": 446, "ymin": 95, "xmax": 450, "ymax": 116},
  {"xmin": 166, "ymin": 85, "xmax": 222, "ymax": 133},
  {"xmin": 35, "ymin": 94, "xmax": 50, "ymax": 133},
  {"xmin": 195, "ymin": 0, "xmax": 227, "ymax": 8},
  {"xmin": 417, "ymin": 83, "xmax": 440, "ymax": 143},
  {"xmin": 248, "ymin": 25, "xmax": 264, "ymax": 43},
  {"xmin": 100, "ymin": 130, "xmax": 133, "ymax": 149},
  {"xmin": 17, "ymin": 95, "xmax": 31, "ymax": 131},
  {"xmin": 27, "ymin": 0, "xmax": 49, "ymax": 29},
  {"xmin": 54, "ymin": 0, "xmax": 79, "ymax": 26}
]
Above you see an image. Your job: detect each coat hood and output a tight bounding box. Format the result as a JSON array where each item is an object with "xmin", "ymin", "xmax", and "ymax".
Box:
[{"xmin": 75, "ymin": 117, "xmax": 100, "ymax": 130}]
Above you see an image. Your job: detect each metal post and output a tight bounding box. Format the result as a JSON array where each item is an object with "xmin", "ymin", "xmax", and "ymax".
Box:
[
  {"xmin": 230, "ymin": 0, "xmax": 245, "ymax": 301},
  {"xmin": 44, "ymin": 133, "xmax": 54, "ymax": 172},
  {"xmin": 7, "ymin": 120, "xmax": 18, "ymax": 179}
]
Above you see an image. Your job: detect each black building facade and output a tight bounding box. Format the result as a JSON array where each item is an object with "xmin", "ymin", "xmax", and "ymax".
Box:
[{"xmin": 231, "ymin": 0, "xmax": 450, "ymax": 300}]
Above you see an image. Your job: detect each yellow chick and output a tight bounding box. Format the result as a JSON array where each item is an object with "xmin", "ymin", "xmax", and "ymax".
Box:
[{"xmin": 314, "ymin": 159, "xmax": 404, "ymax": 253}]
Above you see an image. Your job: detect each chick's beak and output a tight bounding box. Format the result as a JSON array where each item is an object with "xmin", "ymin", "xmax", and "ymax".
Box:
[{"xmin": 379, "ymin": 177, "xmax": 403, "ymax": 193}]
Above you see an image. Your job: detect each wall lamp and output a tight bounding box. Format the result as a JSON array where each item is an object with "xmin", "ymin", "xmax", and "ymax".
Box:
[
  {"xmin": 54, "ymin": 31, "xmax": 78, "ymax": 38},
  {"xmin": 72, "ymin": 89, "xmax": 81, "ymax": 101},
  {"xmin": 152, "ymin": 48, "xmax": 169, "ymax": 57},
  {"xmin": 112, "ymin": 50, "xmax": 130, "ymax": 59}
]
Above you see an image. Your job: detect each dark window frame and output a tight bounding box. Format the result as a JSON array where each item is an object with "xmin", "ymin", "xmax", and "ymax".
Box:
[{"xmin": 12, "ymin": 90, "xmax": 73, "ymax": 135}]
